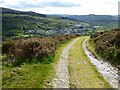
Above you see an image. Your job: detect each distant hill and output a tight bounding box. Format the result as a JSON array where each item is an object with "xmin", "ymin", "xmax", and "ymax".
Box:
[
  {"xmin": 49, "ymin": 14, "xmax": 117, "ymax": 27},
  {"xmin": 2, "ymin": 7, "xmax": 118, "ymax": 40},
  {"xmin": 2, "ymin": 7, "xmax": 76, "ymax": 39},
  {"xmin": 2, "ymin": 7, "xmax": 47, "ymax": 17}
]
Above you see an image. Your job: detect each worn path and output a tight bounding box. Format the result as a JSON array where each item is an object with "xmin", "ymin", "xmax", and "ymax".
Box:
[
  {"xmin": 52, "ymin": 37, "xmax": 118, "ymax": 88},
  {"xmin": 52, "ymin": 38, "xmax": 79, "ymax": 88},
  {"xmin": 83, "ymin": 38, "xmax": 119, "ymax": 88},
  {"xmin": 68, "ymin": 37, "xmax": 110, "ymax": 88}
]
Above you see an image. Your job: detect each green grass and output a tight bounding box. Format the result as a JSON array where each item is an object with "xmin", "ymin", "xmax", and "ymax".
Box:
[
  {"xmin": 2, "ymin": 63, "xmax": 54, "ymax": 88},
  {"xmin": 68, "ymin": 36, "xmax": 111, "ymax": 88},
  {"xmin": 86, "ymin": 38, "xmax": 101, "ymax": 58},
  {"xmin": 2, "ymin": 38, "xmax": 77, "ymax": 88},
  {"xmin": 12, "ymin": 33, "xmax": 34, "ymax": 38}
]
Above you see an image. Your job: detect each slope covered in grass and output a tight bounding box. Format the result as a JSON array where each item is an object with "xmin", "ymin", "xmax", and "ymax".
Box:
[
  {"xmin": 2, "ymin": 35, "xmax": 77, "ymax": 88},
  {"xmin": 2, "ymin": 8, "xmax": 76, "ymax": 39},
  {"xmin": 89, "ymin": 29, "xmax": 120, "ymax": 68}
]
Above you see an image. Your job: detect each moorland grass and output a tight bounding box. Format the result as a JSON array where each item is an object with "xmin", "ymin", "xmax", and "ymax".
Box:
[
  {"xmin": 2, "ymin": 38, "xmax": 76, "ymax": 88},
  {"xmin": 68, "ymin": 36, "xmax": 111, "ymax": 88}
]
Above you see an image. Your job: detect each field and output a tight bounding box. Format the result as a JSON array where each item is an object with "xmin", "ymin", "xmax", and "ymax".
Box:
[{"xmin": 2, "ymin": 35, "xmax": 77, "ymax": 88}]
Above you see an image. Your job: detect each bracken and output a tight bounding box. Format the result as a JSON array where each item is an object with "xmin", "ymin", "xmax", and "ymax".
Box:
[
  {"xmin": 90, "ymin": 29, "xmax": 120, "ymax": 68},
  {"xmin": 2, "ymin": 35, "xmax": 76, "ymax": 66}
]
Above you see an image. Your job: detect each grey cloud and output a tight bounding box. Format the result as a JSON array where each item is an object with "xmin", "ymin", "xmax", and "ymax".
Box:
[
  {"xmin": 42, "ymin": 2, "xmax": 81, "ymax": 7},
  {"xmin": 6, "ymin": 1, "xmax": 81, "ymax": 9}
]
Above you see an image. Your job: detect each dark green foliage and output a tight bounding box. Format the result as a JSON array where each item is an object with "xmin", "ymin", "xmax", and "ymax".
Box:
[
  {"xmin": 90, "ymin": 29, "xmax": 120, "ymax": 68},
  {"xmin": 2, "ymin": 35, "xmax": 76, "ymax": 66},
  {"xmin": 2, "ymin": 39, "xmax": 15, "ymax": 54}
]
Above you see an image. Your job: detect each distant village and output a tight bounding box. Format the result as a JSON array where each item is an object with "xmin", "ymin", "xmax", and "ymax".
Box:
[{"xmin": 24, "ymin": 23, "xmax": 99, "ymax": 36}]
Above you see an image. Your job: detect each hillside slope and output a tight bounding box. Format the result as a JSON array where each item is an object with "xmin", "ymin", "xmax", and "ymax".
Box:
[
  {"xmin": 2, "ymin": 7, "xmax": 47, "ymax": 17},
  {"xmin": 49, "ymin": 14, "xmax": 117, "ymax": 27},
  {"xmin": 89, "ymin": 29, "xmax": 120, "ymax": 68},
  {"xmin": 2, "ymin": 8, "xmax": 76, "ymax": 39}
]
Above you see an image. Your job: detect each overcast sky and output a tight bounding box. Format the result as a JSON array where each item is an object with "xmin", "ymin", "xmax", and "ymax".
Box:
[{"xmin": 0, "ymin": 0, "xmax": 119, "ymax": 15}]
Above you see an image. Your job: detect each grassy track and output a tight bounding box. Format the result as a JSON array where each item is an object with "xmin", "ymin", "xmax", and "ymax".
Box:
[
  {"xmin": 68, "ymin": 36, "xmax": 111, "ymax": 88},
  {"xmin": 2, "ymin": 38, "xmax": 76, "ymax": 88}
]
